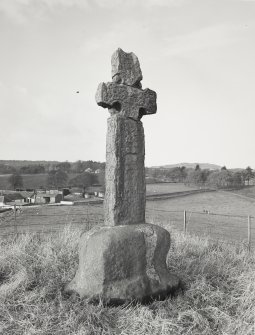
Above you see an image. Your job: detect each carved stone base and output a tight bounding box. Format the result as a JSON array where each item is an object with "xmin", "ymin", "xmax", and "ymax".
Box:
[{"xmin": 65, "ymin": 224, "xmax": 181, "ymax": 304}]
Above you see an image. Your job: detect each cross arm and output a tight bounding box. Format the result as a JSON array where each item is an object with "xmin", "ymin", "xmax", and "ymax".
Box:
[{"xmin": 95, "ymin": 82, "xmax": 157, "ymax": 120}]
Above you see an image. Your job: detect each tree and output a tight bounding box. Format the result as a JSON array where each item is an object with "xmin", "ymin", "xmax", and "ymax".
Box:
[
  {"xmin": 0, "ymin": 164, "xmax": 16, "ymax": 174},
  {"xmin": 221, "ymin": 166, "xmax": 227, "ymax": 171},
  {"xmin": 72, "ymin": 160, "xmax": 85, "ymax": 173},
  {"xmin": 200, "ymin": 169, "xmax": 210, "ymax": 184},
  {"xmin": 56, "ymin": 162, "xmax": 71, "ymax": 173},
  {"xmin": 232, "ymin": 172, "xmax": 243, "ymax": 187},
  {"xmin": 69, "ymin": 172, "xmax": 96, "ymax": 195},
  {"xmin": 180, "ymin": 166, "xmax": 187, "ymax": 181},
  {"xmin": 97, "ymin": 171, "xmax": 106, "ymax": 190},
  {"xmin": 165, "ymin": 166, "xmax": 187, "ymax": 182},
  {"xmin": 195, "ymin": 164, "xmax": 200, "ymax": 171},
  {"xmin": 207, "ymin": 170, "xmax": 233, "ymax": 188},
  {"xmin": 185, "ymin": 168, "xmax": 210, "ymax": 186},
  {"xmin": 8, "ymin": 173, "xmax": 23, "ymax": 190},
  {"xmin": 19, "ymin": 164, "xmax": 45, "ymax": 174},
  {"xmin": 47, "ymin": 170, "xmax": 68, "ymax": 188},
  {"xmin": 242, "ymin": 166, "xmax": 254, "ymax": 185}
]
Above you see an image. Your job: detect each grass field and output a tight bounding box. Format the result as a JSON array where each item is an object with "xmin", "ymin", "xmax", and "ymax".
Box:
[
  {"xmin": 146, "ymin": 183, "xmax": 200, "ymax": 195},
  {"xmin": 0, "ymin": 204, "xmax": 104, "ymax": 235},
  {"xmin": 147, "ymin": 190, "xmax": 255, "ymax": 216},
  {"xmin": 146, "ymin": 191, "xmax": 255, "ymax": 247},
  {"xmin": 0, "ymin": 227, "xmax": 254, "ymax": 334},
  {"xmin": 1, "ymin": 189, "xmax": 255, "ymax": 334},
  {"xmin": 228, "ymin": 185, "xmax": 255, "ymax": 199},
  {"xmin": 1, "ymin": 190, "xmax": 255, "ymax": 249}
]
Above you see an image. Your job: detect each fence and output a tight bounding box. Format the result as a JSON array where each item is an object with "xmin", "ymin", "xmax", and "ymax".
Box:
[
  {"xmin": 0, "ymin": 203, "xmax": 104, "ymax": 236},
  {"xmin": 0, "ymin": 203, "xmax": 254, "ymax": 251},
  {"xmin": 146, "ymin": 208, "xmax": 254, "ymax": 251}
]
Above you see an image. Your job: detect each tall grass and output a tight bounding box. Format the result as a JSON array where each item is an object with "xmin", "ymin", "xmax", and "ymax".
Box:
[{"xmin": 0, "ymin": 226, "xmax": 254, "ymax": 335}]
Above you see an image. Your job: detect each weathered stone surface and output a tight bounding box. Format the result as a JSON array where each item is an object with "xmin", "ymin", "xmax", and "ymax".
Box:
[
  {"xmin": 104, "ymin": 115, "xmax": 145, "ymax": 226},
  {"xmin": 95, "ymin": 48, "xmax": 156, "ymax": 228},
  {"xmin": 66, "ymin": 49, "xmax": 180, "ymax": 304},
  {"xmin": 95, "ymin": 82, "xmax": 157, "ymax": 120},
  {"xmin": 111, "ymin": 48, "xmax": 143, "ymax": 87},
  {"xmin": 65, "ymin": 224, "xmax": 180, "ymax": 303}
]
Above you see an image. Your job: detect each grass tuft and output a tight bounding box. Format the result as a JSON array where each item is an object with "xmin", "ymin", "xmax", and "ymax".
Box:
[{"xmin": 0, "ymin": 226, "xmax": 254, "ymax": 334}]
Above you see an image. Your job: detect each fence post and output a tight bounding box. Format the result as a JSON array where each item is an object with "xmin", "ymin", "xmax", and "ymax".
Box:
[
  {"xmin": 184, "ymin": 210, "xmax": 187, "ymax": 234},
  {"xmin": 14, "ymin": 204, "xmax": 18, "ymax": 235},
  {"xmin": 248, "ymin": 215, "xmax": 251, "ymax": 252}
]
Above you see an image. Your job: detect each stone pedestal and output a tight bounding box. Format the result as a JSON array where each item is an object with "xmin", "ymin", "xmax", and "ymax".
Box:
[{"xmin": 66, "ymin": 224, "xmax": 180, "ymax": 304}]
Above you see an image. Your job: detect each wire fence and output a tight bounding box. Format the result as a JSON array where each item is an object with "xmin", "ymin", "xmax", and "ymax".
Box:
[
  {"xmin": 0, "ymin": 204, "xmax": 104, "ymax": 236},
  {"xmin": 0, "ymin": 203, "xmax": 254, "ymax": 251},
  {"xmin": 146, "ymin": 208, "xmax": 254, "ymax": 251}
]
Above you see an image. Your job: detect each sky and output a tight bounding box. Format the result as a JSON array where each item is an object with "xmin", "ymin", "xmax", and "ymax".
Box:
[{"xmin": 0, "ymin": 0, "xmax": 255, "ymax": 169}]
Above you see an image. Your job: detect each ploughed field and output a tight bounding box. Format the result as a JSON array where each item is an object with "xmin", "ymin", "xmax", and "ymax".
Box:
[{"xmin": 1, "ymin": 188, "xmax": 255, "ymax": 249}]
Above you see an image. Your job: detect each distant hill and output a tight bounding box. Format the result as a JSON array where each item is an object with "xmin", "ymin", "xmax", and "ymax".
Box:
[{"xmin": 151, "ymin": 163, "xmax": 222, "ymax": 170}]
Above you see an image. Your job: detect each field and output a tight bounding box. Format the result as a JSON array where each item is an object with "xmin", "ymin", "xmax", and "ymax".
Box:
[
  {"xmin": 228, "ymin": 185, "xmax": 255, "ymax": 199},
  {"xmin": 146, "ymin": 183, "xmax": 200, "ymax": 195},
  {"xmin": 147, "ymin": 190, "xmax": 255, "ymax": 216},
  {"xmin": 0, "ymin": 204, "xmax": 104, "ymax": 236},
  {"xmin": 0, "ymin": 227, "xmax": 254, "ymax": 334},
  {"xmin": 1, "ymin": 189, "xmax": 255, "ymax": 249},
  {"xmin": 146, "ymin": 191, "xmax": 255, "ymax": 247},
  {"xmin": 1, "ymin": 187, "xmax": 255, "ymax": 334}
]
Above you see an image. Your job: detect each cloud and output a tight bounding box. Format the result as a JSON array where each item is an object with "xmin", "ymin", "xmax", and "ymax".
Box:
[
  {"xmin": 0, "ymin": 0, "xmax": 188, "ymax": 24},
  {"xmin": 93, "ymin": 0, "xmax": 185, "ymax": 7},
  {"xmin": 141, "ymin": 0, "xmax": 188, "ymax": 7},
  {"xmin": 14, "ymin": 85, "xmax": 28, "ymax": 96},
  {"xmin": 0, "ymin": 0, "xmax": 89, "ymax": 24},
  {"xmin": 163, "ymin": 24, "xmax": 241, "ymax": 57},
  {"xmin": 0, "ymin": 0, "xmax": 29, "ymax": 24},
  {"xmin": 38, "ymin": 0, "xmax": 89, "ymax": 9}
]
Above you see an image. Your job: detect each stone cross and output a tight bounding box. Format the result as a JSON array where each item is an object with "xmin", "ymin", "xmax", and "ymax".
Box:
[
  {"xmin": 66, "ymin": 49, "xmax": 180, "ymax": 303},
  {"xmin": 96, "ymin": 48, "xmax": 157, "ymax": 226}
]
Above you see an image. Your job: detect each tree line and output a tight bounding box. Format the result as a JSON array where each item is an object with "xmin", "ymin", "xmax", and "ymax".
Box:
[
  {"xmin": 6, "ymin": 160, "xmax": 105, "ymax": 191},
  {"xmin": 7, "ymin": 170, "xmax": 105, "ymax": 192},
  {"xmin": 6, "ymin": 163, "xmax": 255, "ymax": 191},
  {"xmin": 146, "ymin": 165, "xmax": 254, "ymax": 189},
  {"xmin": 0, "ymin": 160, "xmax": 105, "ymax": 175}
]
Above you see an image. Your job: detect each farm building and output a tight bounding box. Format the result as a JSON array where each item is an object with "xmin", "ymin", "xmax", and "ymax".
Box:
[
  {"xmin": 84, "ymin": 185, "xmax": 105, "ymax": 198},
  {"xmin": 30, "ymin": 192, "xmax": 63, "ymax": 204},
  {"xmin": 0, "ymin": 193, "xmax": 25, "ymax": 206},
  {"xmin": 69, "ymin": 187, "xmax": 83, "ymax": 196},
  {"xmin": 20, "ymin": 191, "xmax": 36, "ymax": 204}
]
